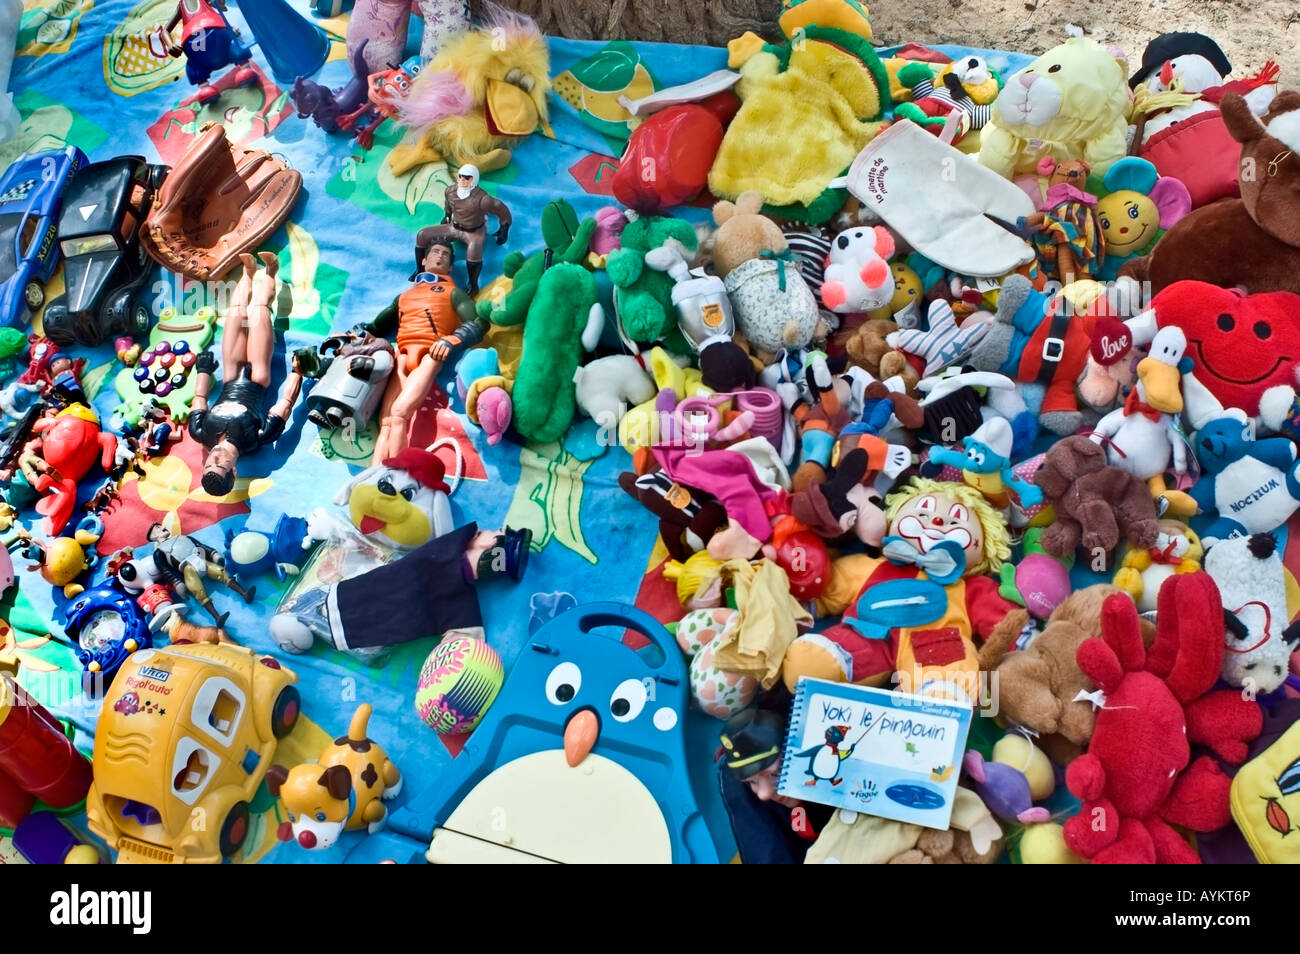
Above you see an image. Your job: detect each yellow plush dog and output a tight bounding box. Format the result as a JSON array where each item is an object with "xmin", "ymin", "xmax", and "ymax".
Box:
[{"xmin": 268, "ymin": 704, "xmax": 402, "ymax": 851}]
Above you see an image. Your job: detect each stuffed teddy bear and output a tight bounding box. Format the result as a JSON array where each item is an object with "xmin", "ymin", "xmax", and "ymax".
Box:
[
  {"xmin": 978, "ymin": 584, "xmax": 1155, "ymax": 762},
  {"xmin": 1204, "ymin": 532, "xmax": 1300, "ymax": 694},
  {"xmin": 1187, "ymin": 410, "xmax": 1300, "ymax": 547},
  {"xmin": 710, "ymin": 20, "xmax": 891, "ymax": 223},
  {"xmin": 606, "ymin": 213, "xmax": 700, "ymax": 348},
  {"xmin": 1092, "ymin": 157, "xmax": 1191, "ymax": 281},
  {"xmin": 1033, "ymin": 435, "xmax": 1163, "ymax": 561},
  {"xmin": 978, "ymin": 37, "xmax": 1130, "ymax": 179},
  {"xmin": 1062, "ymin": 577, "xmax": 1263, "ymax": 863},
  {"xmin": 710, "ymin": 191, "xmax": 824, "ymax": 359},
  {"xmin": 820, "ymin": 225, "xmax": 896, "ymax": 314},
  {"xmin": 1119, "ymin": 91, "xmax": 1300, "ymax": 297},
  {"xmin": 1112, "ymin": 519, "xmax": 1203, "ymax": 614},
  {"xmin": 1020, "ymin": 157, "xmax": 1103, "ymax": 281}
]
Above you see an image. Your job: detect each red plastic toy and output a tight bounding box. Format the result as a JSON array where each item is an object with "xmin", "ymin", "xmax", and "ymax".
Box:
[
  {"xmin": 19, "ymin": 404, "xmax": 117, "ymax": 536},
  {"xmin": 0, "ymin": 673, "xmax": 94, "ymax": 829}
]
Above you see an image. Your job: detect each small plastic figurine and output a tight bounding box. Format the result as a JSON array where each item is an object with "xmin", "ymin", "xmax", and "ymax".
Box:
[
  {"xmin": 164, "ymin": 0, "xmax": 256, "ymax": 104},
  {"xmin": 145, "ymin": 523, "xmax": 254, "ymax": 627},
  {"xmin": 422, "ymin": 164, "xmax": 511, "ymax": 296},
  {"xmin": 364, "ymin": 238, "xmax": 485, "ymax": 464},
  {"xmin": 189, "ymin": 253, "xmax": 305, "ymax": 497}
]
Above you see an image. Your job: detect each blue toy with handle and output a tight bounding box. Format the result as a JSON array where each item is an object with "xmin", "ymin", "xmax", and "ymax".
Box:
[{"xmin": 387, "ymin": 602, "xmax": 719, "ymax": 864}]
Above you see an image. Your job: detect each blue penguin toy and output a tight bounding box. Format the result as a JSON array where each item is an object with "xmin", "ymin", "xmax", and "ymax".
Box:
[{"xmin": 387, "ymin": 602, "xmax": 719, "ymax": 863}]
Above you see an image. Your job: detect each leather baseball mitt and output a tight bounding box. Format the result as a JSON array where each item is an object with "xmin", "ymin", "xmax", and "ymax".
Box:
[{"xmin": 142, "ymin": 123, "xmax": 302, "ymax": 281}]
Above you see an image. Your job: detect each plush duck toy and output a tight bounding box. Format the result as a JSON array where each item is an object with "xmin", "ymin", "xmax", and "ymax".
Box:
[{"xmin": 1090, "ymin": 325, "xmax": 1196, "ymax": 518}]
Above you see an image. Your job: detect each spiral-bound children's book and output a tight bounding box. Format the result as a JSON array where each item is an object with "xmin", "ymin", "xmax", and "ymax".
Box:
[{"xmin": 776, "ymin": 678, "xmax": 973, "ymax": 829}]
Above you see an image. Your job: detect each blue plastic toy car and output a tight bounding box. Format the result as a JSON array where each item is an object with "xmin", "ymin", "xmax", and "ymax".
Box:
[{"xmin": 0, "ymin": 145, "xmax": 87, "ymax": 329}]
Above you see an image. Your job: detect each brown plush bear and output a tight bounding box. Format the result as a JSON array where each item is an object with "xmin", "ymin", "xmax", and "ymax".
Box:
[
  {"xmin": 1119, "ymin": 90, "xmax": 1300, "ymax": 296},
  {"xmin": 835, "ymin": 318, "xmax": 922, "ymax": 395},
  {"xmin": 979, "ymin": 584, "xmax": 1157, "ymax": 763},
  {"xmin": 1034, "ymin": 435, "xmax": 1161, "ymax": 561},
  {"xmin": 711, "ymin": 191, "xmax": 826, "ymax": 360}
]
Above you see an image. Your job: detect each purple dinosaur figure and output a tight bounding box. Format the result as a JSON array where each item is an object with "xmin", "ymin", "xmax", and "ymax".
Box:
[
  {"xmin": 962, "ymin": 749, "xmax": 1051, "ymax": 825},
  {"xmin": 292, "ymin": 38, "xmax": 372, "ymax": 133}
]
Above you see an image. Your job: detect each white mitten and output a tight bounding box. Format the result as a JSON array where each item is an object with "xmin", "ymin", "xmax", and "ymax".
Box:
[{"xmin": 836, "ymin": 120, "xmax": 1035, "ymax": 277}]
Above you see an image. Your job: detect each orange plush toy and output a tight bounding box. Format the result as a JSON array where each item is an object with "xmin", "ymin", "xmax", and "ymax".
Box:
[{"xmin": 1062, "ymin": 575, "xmax": 1262, "ymax": 864}]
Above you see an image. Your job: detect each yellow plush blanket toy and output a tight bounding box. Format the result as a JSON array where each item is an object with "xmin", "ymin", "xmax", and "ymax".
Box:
[{"xmin": 709, "ymin": 23, "xmax": 891, "ymax": 224}]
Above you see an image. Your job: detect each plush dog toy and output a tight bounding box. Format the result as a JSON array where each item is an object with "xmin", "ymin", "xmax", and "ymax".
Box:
[
  {"xmin": 1034, "ymin": 435, "xmax": 1163, "ymax": 561},
  {"xmin": 978, "ymin": 584, "xmax": 1155, "ymax": 761},
  {"xmin": 268, "ymin": 703, "xmax": 402, "ymax": 850},
  {"xmin": 1204, "ymin": 532, "xmax": 1300, "ymax": 694},
  {"xmin": 1187, "ymin": 410, "xmax": 1300, "ymax": 547},
  {"xmin": 1119, "ymin": 91, "xmax": 1300, "ymax": 296},
  {"xmin": 1062, "ymin": 577, "xmax": 1263, "ymax": 863}
]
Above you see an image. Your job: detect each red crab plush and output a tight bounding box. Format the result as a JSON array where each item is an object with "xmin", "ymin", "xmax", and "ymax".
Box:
[{"xmin": 1062, "ymin": 573, "xmax": 1262, "ymax": 864}]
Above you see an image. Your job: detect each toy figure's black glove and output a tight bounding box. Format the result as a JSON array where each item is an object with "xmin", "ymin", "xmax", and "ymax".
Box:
[
  {"xmin": 495, "ymin": 225, "xmax": 509, "ymax": 245},
  {"xmin": 195, "ymin": 351, "xmax": 218, "ymax": 375}
]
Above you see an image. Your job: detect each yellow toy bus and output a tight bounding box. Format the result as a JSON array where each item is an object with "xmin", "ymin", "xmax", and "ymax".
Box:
[{"xmin": 86, "ymin": 643, "xmax": 299, "ymax": 864}]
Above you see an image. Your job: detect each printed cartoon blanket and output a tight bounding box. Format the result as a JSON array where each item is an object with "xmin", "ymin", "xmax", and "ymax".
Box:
[{"xmin": 5, "ymin": 1, "xmax": 1293, "ymax": 865}]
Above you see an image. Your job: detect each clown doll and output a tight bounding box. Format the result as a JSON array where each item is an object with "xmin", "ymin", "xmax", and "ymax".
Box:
[{"xmin": 809, "ymin": 478, "xmax": 1017, "ymax": 705}]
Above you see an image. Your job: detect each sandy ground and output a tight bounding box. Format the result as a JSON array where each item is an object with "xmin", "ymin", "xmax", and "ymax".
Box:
[{"xmin": 866, "ymin": 0, "xmax": 1299, "ymax": 82}]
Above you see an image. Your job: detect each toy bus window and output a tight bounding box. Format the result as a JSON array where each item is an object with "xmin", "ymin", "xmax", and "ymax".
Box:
[
  {"xmin": 190, "ymin": 676, "xmax": 246, "ymax": 747},
  {"xmin": 209, "ymin": 689, "xmax": 240, "ymax": 734},
  {"xmin": 20, "ymin": 215, "xmax": 38, "ymax": 257},
  {"xmin": 173, "ymin": 748, "xmax": 211, "ymax": 794}
]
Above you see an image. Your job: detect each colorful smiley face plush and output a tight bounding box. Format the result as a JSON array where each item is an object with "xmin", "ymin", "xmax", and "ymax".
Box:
[
  {"xmin": 1127, "ymin": 281, "xmax": 1300, "ymax": 417},
  {"xmin": 1094, "ymin": 157, "xmax": 1191, "ymax": 280}
]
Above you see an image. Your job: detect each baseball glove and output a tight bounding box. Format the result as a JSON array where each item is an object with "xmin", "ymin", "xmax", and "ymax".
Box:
[{"xmin": 142, "ymin": 123, "xmax": 302, "ymax": 281}]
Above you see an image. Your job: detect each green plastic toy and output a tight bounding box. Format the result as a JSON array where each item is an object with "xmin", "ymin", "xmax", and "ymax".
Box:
[{"xmin": 113, "ymin": 307, "xmax": 218, "ymax": 428}]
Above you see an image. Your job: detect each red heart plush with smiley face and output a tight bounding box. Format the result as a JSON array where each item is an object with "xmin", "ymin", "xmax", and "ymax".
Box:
[{"xmin": 1150, "ymin": 281, "xmax": 1300, "ymax": 416}]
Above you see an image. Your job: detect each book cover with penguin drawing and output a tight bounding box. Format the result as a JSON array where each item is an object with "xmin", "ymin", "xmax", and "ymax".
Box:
[{"xmin": 777, "ymin": 678, "xmax": 973, "ymax": 828}]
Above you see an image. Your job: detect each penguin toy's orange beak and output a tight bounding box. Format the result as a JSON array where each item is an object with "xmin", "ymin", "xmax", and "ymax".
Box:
[{"xmin": 564, "ymin": 708, "xmax": 601, "ymax": 767}]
